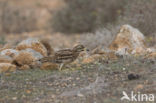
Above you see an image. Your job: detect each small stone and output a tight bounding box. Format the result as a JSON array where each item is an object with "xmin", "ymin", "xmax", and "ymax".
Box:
[
  {"xmin": 51, "ymin": 95, "xmax": 56, "ymax": 99},
  {"xmin": 77, "ymin": 92, "xmax": 84, "ymax": 97},
  {"xmin": 72, "ymin": 83, "xmax": 76, "ymax": 86},
  {"xmin": 128, "ymin": 73, "xmax": 140, "ymax": 80},
  {"xmin": 123, "ymin": 68, "xmax": 126, "ymax": 70},
  {"xmin": 76, "ymin": 77, "xmax": 80, "ymax": 80},
  {"xmin": 12, "ymin": 97, "xmax": 17, "ymax": 100},
  {"xmin": 134, "ymin": 84, "xmax": 144, "ymax": 91}
]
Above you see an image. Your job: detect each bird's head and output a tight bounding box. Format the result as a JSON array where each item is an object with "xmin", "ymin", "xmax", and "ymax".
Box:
[{"xmin": 72, "ymin": 44, "xmax": 89, "ymax": 53}]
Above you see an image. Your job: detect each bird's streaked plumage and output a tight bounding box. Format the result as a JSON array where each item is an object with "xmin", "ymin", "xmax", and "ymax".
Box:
[{"xmin": 39, "ymin": 44, "xmax": 87, "ymax": 70}]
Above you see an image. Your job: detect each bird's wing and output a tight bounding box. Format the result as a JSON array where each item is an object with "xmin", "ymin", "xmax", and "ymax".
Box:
[
  {"xmin": 54, "ymin": 49, "xmax": 74, "ymax": 63},
  {"xmin": 55, "ymin": 49, "xmax": 73, "ymax": 56}
]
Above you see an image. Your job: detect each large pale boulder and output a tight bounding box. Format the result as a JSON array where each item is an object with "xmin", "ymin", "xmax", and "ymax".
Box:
[
  {"xmin": 0, "ymin": 63, "xmax": 16, "ymax": 73},
  {"xmin": 16, "ymin": 38, "xmax": 48, "ymax": 56},
  {"xmin": 0, "ymin": 49, "xmax": 19, "ymax": 64},
  {"xmin": 0, "ymin": 43, "xmax": 14, "ymax": 52},
  {"xmin": 109, "ymin": 25, "xmax": 146, "ymax": 55},
  {"xmin": 14, "ymin": 48, "xmax": 43, "ymax": 66},
  {"xmin": 0, "ymin": 49, "xmax": 19, "ymax": 58},
  {"xmin": 0, "ymin": 55, "xmax": 13, "ymax": 63}
]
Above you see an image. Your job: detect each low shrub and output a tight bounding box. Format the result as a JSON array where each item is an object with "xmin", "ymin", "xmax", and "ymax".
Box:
[
  {"xmin": 51, "ymin": 0, "xmax": 125, "ymax": 33},
  {"xmin": 0, "ymin": 1, "xmax": 38, "ymax": 33},
  {"xmin": 120, "ymin": 0, "xmax": 156, "ymax": 36}
]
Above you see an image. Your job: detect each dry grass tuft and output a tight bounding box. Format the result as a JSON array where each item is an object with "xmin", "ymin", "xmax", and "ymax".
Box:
[{"xmin": 80, "ymin": 27, "xmax": 118, "ymax": 50}]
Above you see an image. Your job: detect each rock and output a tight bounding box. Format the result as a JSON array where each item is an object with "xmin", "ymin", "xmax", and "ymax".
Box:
[
  {"xmin": 82, "ymin": 54, "xmax": 102, "ymax": 64},
  {"xmin": 109, "ymin": 24, "xmax": 146, "ymax": 55},
  {"xmin": 134, "ymin": 84, "xmax": 144, "ymax": 91},
  {"xmin": 0, "ymin": 43, "xmax": 13, "ymax": 52},
  {"xmin": 19, "ymin": 65, "xmax": 30, "ymax": 70},
  {"xmin": 145, "ymin": 52, "xmax": 156, "ymax": 59},
  {"xmin": 40, "ymin": 62, "xmax": 58, "ymax": 70},
  {"xmin": 0, "ymin": 55, "xmax": 13, "ymax": 63},
  {"xmin": 128, "ymin": 73, "xmax": 140, "ymax": 80},
  {"xmin": 16, "ymin": 38, "xmax": 48, "ymax": 56},
  {"xmin": 146, "ymin": 48, "xmax": 155, "ymax": 53},
  {"xmin": 0, "ymin": 49, "xmax": 19, "ymax": 58},
  {"xmin": 82, "ymin": 51, "xmax": 117, "ymax": 64},
  {"xmin": 77, "ymin": 92, "xmax": 84, "ymax": 97},
  {"xmin": 22, "ymin": 48, "xmax": 43, "ymax": 59},
  {"xmin": 0, "ymin": 63, "xmax": 16, "ymax": 73},
  {"xmin": 14, "ymin": 48, "xmax": 43, "ymax": 66},
  {"xmin": 79, "ymin": 51, "xmax": 89, "ymax": 58},
  {"xmin": 90, "ymin": 47, "xmax": 106, "ymax": 55},
  {"xmin": 131, "ymin": 47, "xmax": 146, "ymax": 55},
  {"xmin": 106, "ymin": 51, "xmax": 118, "ymax": 60}
]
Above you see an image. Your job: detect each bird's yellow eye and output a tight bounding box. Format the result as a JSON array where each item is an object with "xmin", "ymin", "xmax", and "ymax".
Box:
[
  {"xmin": 84, "ymin": 48, "xmax": 86, "ymax": 51},
  {"xmin": 84, "ymin": 48, "xmax": 89, "ymax": 52}
]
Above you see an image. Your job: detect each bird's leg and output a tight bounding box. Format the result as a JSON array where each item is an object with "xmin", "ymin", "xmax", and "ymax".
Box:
[{"xmin": 59, "ymin": 63, "xmax": 64, "ymax": 71}]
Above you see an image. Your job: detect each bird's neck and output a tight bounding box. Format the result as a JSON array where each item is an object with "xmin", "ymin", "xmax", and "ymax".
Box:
[{"xmin": 73, "ymin": 51, "xmax": 80, "ymax": 58}]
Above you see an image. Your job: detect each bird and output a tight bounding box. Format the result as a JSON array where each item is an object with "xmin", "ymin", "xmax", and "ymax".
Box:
[{"xmin": 39, "ymin": 44, "xmax": 88, "ymax": 71}]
